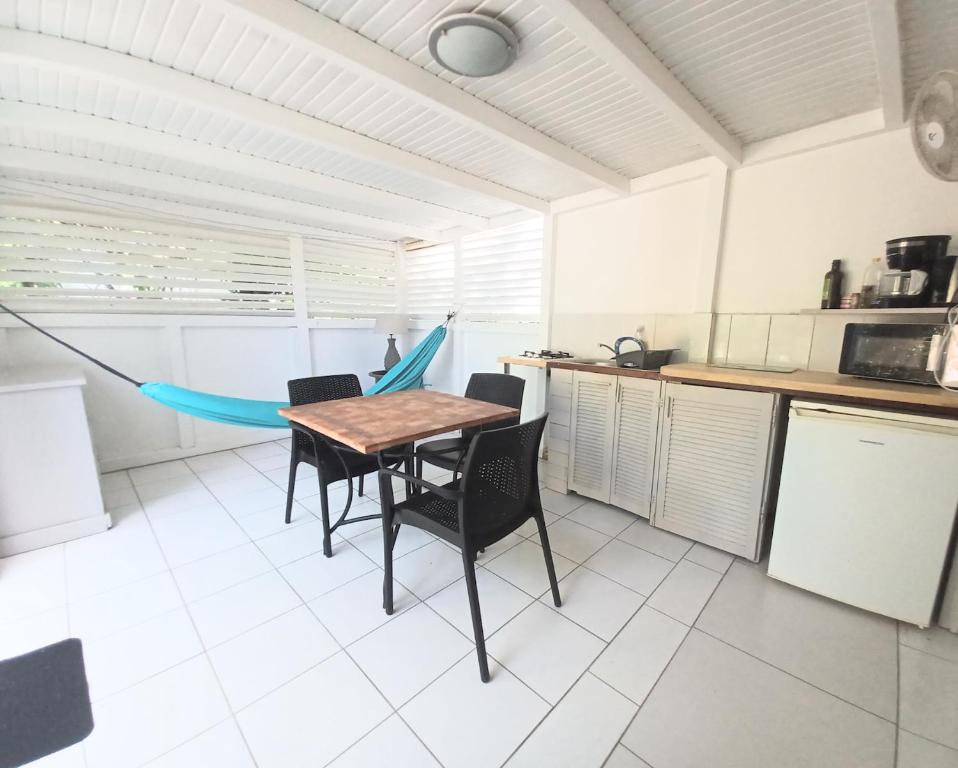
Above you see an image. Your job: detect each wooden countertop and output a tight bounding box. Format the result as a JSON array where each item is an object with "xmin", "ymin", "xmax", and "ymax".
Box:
[
  {"xmin": 659, "ymin": 363, "xmax": 958, "ymax": 414},
  {"xmin": 497, "ymin": 355, "xmax": 549, "ymax": 369}
]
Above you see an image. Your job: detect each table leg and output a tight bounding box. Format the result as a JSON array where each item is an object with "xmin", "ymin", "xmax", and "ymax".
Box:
[{"xmin": 378, "ymin": 467, "xmax": 395, "ymax": 614}]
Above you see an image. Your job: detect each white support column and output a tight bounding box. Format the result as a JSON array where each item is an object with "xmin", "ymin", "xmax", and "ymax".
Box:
[
  {"xmin": 288, "ymin": 235, "xmax": 312, "ymax": 377},
  {"xmin": 539, "ymin": 212, "xmax": 557, "ymax": 351},
  {"xmin": 693, "ymin": 160, "xmax": 731, "ymax": 316},
  {"xmin": 394, "ymin": 242, "xmax": 409, "ymax": 360},
  {"xmin": 165, "ymin": 323, "xmax": 195, "ymax": 450},
  {"xmin": 452, "ymin": 236, "xmax": 466, "ymax": 395}
]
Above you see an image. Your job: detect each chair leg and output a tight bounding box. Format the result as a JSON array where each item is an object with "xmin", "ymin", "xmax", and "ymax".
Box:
[
  {"xmin": 284, "ymin": 447, "xmax": 299, "ymax": 524},
  {"xmin": 382, "ymin": 530, "xmax": 395, "ymax": 614},
  {"xmin": 535, "ymin": 513, "xmax": 562, "ymax": 607},
  {"xmin": 358, "ymin": 474, "xmax": 364, "ymax": 497},
  {"xmin": 462, "ymin": 549, "xmax": 490, "ymax": 683},
  {"xmin": 318, "ymin": 481, "xmax": 333, "ymax": 558},
  {"xmin": 404, "ymin": 456, "xmax": 415, "ymax": 499}
]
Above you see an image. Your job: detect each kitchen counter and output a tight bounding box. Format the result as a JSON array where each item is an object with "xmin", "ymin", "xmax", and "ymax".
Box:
[
  {"xmin": 659, "ymin": 363, "xmax": 958, "ymax": 415},
  {"xmin": 498, "ymin": 355, "xmax": 958, "ymax": 414}
]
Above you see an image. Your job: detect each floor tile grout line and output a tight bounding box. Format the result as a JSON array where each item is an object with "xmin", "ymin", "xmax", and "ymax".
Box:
[
  {"xmin": 894, "ymin": 622, "xmax": 901, "ymax": 767},
  {"xmin": 199, "ymin": 451, "xmax": 426, "ymax": 765},
  {"xmin": 601, "ymin": 556, "xmax": 731, "ymax": 761},
  {"xmin": 896, "ymin": 725, "xmax": 958, "ymax": 753},
  {"xmin": 128, "ymin": 469, "xmax": 262, "ymax": 768},
  {"xmin": 691, "ymin": 625, "xmax": 901, "ymax": 725},
  {"xmin": 897, "ymin": 639, "xmax": 958, "ymax": 667},
  {"xmin": 495, "ymin": 545, "xmax": 673, "ymax": 767}
]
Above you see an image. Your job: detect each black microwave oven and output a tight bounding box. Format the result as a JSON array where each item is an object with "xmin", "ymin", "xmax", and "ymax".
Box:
[{"xmin": 839, "ymin": 323, "xmax": 949, "ymax": 385}]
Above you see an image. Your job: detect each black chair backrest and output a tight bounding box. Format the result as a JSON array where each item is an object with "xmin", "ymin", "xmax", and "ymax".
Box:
[
  {"xmin": 462, "ymin": 372, "xmax": 525, "ymax": 440},
  {"xmin": 287, "ymin": 374, "xmax": 363, "ymax": 454},
  {"xmin": 459, "ymin": 414, "xmax": 547, "ymax": 543}
]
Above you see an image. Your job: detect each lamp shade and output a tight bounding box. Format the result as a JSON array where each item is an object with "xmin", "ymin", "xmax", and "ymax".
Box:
[{"xmin": 374, "ymin": 314, "xmax": 407, "ymax": 336}]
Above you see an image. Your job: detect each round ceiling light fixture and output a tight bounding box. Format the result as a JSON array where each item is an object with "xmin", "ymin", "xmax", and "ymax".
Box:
[{"xmin": 427, "ymin": 13, "xmax": 518, "ymax": 77}]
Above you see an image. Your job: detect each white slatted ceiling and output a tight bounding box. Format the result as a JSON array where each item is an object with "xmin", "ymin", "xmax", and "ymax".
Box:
[
  {"xmin": 0, "ymin": 206, "xmax": 294, "ymax": 314},
  {"xmin": 609, "ymin": 0, "xmax": 881, "ymax": 143},
  {"xmin": 403, "ymin": 241, "xmax": 454, "ymax": 319},
  {"xmin": 0, "ymin": 124, "xmax": 459, "ymax": 233},
  {"xmin": 0, "ymin": 1, "xmax": 589, "ymax": 201},
  {"xmin": 900, "ymin": 0, "xmax": 958, "ymax": 106},
  {"xmin": 302, "ymin": 238, "xmax": 397, "ymax": 318},
  {"xmin": 0, "ymin": 61, "xmax": 516, "ymax": 221},
  {"xmin": 460, "ymin": 218, "xmax": 543, "ymax": 319},
  {"xmin": 308, "ymin": 0, "xmax": 706, "ymax": 177}
]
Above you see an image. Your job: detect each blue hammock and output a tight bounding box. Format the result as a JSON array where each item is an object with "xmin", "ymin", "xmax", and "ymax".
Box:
[
  {"xmin": 0, "ymin": 302, "xmax": 449, "ymax": 430},
  {"xmin": 139, "ymin": 324, "xmax": 448, "ymax": 428}
]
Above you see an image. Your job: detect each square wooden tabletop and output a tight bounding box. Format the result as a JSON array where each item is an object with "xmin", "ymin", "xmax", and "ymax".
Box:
[{"xmin": 278, "ymin": 389, "xmax": 520, "ymax": 454}]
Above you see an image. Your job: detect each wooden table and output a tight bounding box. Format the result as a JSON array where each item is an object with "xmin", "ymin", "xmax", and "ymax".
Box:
[{"xmin": 278, "ymin": 389, "xmax": 520, "ymax": 454}]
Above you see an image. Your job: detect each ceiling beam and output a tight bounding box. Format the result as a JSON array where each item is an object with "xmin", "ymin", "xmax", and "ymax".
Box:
[
  {"xmin": 0, "ymin": 28, "xmax": 548, "ymax": 214},
  {"xmin": 538, "ymin": 0, "xmax": 742, "ymax": 167},
  {"xmin": 0, "ymin": 102, "xmax": 488, "ymax": 232},
  {"xmin": 213, "ymin": 0, "xmax": 630, "ymax": 195},
  {"xmin": 0, "ymin": 147, "xmax": 442, "ymax": 240},
  {"xmin": 867, "ymin": 0, "xmax": 906, "ymax": 129}
]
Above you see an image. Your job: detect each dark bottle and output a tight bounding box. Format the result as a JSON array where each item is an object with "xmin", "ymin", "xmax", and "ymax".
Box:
[{"xmin": 821, "ymin": 259, "xmax": 843, "ymax": 309}]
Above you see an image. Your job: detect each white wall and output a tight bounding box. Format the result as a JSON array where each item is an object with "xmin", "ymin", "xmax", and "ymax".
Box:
[
  {"xmin": 717, "ymin": 128, "xmax": 958, "ymax": 314},
  {"xmin": 553, "ymin": 177, "xmax": 710, "ymax": 316},
  {"xmin": 549, "ymin": 172, "xmax": 715, "ymax": 360},
  {"xmin": 0, "ymin": 315, "xmax": 416, "ymax": 471},
  {"xmin": 547, "ymin": 128, "xmax": 958, "ymax": 370}
]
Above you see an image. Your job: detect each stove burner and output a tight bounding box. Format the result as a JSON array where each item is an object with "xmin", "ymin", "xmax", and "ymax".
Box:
[{"xmin": 520, "ymin": 349, "xmax": 573, "ymax": 359}]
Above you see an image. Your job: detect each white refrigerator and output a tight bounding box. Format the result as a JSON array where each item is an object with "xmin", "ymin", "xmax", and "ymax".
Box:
[{"xmin": 768, "ymin": 400, "xmax": 958, "ymax": 627}]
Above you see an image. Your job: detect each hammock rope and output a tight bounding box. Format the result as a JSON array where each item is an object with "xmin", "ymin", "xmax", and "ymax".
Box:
[{"xmin": 0, "ymin": 302, "xmax": 452, "ymax": 429}]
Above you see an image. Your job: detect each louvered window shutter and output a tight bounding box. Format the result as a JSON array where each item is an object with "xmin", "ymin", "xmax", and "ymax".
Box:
[
  {"xmin": 654, "ymin": 383, "xmax": 775, "ymax": 558},
  {"xmin": 0, "ymin": 207, "xmax": 292, "ymax": 315},
  {"xmin": 403, "ymin": 242, "xmax": 455, "ymax": 320},
  {"xmin": 302, "ymin": 238, "xmax": 397, "ymax": 318},
  {"xmin": 568, "ymin": 371, "xmax": 617, "ymax": 502},
  {"xmin": 460, "ymin": 218, "xmax": 543, "ymax": 320},
  {"xmin": 611, "ymin": 377, "xmax": 662, "ymax": 519}
]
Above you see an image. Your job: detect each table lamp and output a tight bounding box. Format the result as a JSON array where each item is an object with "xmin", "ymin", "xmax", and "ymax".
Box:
[{"xmin": 374, "ymin": 314, "xmax": 407, "ymax": 371}]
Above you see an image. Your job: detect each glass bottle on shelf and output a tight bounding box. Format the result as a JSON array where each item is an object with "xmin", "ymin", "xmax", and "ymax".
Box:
[{"xmin": 860, "ymin": 257, "xmax": 883, "ymax": 308}]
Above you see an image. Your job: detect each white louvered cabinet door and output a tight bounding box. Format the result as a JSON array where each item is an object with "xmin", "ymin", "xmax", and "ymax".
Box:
[
  {"xmin": 610, "ymin": 377, "xmax": 662, "ymax": 519},
  {"xmin": 568, "ymin": 372, "xmax": 617, "ymax": 502},
  {"xmin": 653, "ymin": 383, "xmax": 776, "ymax": 560}
]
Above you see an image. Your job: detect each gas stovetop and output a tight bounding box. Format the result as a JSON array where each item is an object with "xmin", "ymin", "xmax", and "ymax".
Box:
[{"xmin": 520, "ymin": 349, "xmax": 573, "ymax": 359}]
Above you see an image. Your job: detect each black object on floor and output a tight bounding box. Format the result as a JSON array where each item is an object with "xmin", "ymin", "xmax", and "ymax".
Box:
[{"xmin": 0, "ymin": 638, "xmax": 94, "ymax": 768}]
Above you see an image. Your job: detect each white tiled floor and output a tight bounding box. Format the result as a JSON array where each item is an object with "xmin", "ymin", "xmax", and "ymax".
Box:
[{"xmin": 2, "ymin": 439, "xmax": 957, "ymax": 768}]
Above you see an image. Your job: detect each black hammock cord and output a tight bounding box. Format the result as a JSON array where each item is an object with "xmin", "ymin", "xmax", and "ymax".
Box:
[{"xmin": 0, "ymin": 302, "xmax": 144, "ymax": 387}]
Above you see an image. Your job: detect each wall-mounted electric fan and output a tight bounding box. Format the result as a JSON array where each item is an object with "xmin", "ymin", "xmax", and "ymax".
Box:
[{"xmin": 911, "ymin": 70, "xmax": 958, "ymax": 181}]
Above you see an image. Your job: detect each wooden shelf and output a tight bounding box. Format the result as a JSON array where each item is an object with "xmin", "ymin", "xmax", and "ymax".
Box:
[{"xmin": 799, "ymin": 307, "xmax": 948, "ymax": 316}]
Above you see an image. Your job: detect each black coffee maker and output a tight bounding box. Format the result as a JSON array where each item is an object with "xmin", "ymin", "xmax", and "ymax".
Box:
[{"xmin": 879, "ymin": 236, "xmax": 956, "ymax": 308}]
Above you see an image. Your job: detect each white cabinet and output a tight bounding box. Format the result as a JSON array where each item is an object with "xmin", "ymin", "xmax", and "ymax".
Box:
[
  {"xmin": 568, "ymin": 371, "xmax": 617, "ymax": 501},
  {"xmin": 568, "ymin": 372, "xmax": 662, "ymax": 518},
  {"xmin": 610, "ymin": 377, "xmax": 661, "ymax": 518},
  {"xmin": 652, "ymin": 382, "xmax": 780, "ymax": 560}
]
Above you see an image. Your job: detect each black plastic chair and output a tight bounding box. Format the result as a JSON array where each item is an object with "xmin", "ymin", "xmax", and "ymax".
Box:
[
  {"xmin": 285, "ymin": 374, "xmax": 410, "ymax": 558},
  {"xmin": 378, "ymin": 414, "xmax": 559, "ymax": 682},
  {"xmin": 415, "ymin": 373, "xmax": 525, "ymax": 481}
]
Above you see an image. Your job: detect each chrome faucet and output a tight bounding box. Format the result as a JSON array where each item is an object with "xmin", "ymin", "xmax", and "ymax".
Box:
[{"xmin": 599, "ymin": 336, "xmax": 647, "ymax": 357}]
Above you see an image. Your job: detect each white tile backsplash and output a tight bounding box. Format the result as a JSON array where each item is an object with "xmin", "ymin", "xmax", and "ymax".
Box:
[
  {"xmin": 766, "ymin": 314, "xmax": 814, "ymax": 369},
  {"xmin": 725, "ymin": 314, "xmax": 771, "ymax": 365}
]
